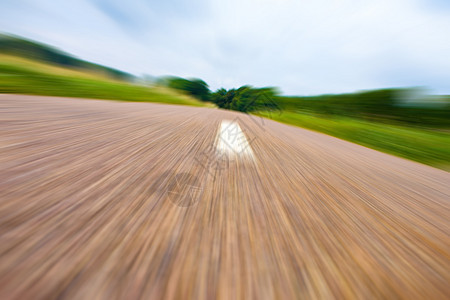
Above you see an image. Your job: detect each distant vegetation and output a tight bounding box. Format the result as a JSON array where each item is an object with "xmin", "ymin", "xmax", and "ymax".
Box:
[
  {"xmin": 165, "ymin": 76, "xmax": 450, "ymax": 129},
  {"xmin": 276, "ymin": 89, "xmax": 450, "ymax": 128},
  {"xmin": 159, "ymin": 78, "xmax": 282, "ymax": 113},
  {"xmin": 0, "ymin": 33, "xmax": 133, "ymax": 81}
]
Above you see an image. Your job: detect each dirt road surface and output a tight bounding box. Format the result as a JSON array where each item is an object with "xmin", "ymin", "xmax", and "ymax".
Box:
[{"xmin": 0, "ymin": 95, "xmax": 449, "ymax": 299}]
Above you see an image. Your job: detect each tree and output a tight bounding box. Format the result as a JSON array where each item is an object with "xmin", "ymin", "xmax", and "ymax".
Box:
[
  {"xmin": 163, "ymin": 76, "xmax": 211, "ymax": 101},
  {"xmin": 211, "ymin": 86, "xmax": 280, "ymax": 113}
]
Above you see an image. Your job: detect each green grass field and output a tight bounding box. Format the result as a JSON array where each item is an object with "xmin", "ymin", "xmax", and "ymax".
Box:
[
  {"xmin": 0, "ymin": 54, "xmax": 207, "ymax": 107},
  {"xmin": 258, "ymin": 111, "xmax": 450, "ymax": 170}
]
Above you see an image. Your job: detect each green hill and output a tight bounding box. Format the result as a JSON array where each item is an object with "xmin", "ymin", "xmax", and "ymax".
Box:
[{"xmin": 0, "ymin": 34, "xmax": 133, "ymax": 81}]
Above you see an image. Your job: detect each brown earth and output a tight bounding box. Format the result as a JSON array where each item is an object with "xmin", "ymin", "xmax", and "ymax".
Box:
[{"xmin": 0, "ymin": 95, "xmax": 449, "ymax": 299}]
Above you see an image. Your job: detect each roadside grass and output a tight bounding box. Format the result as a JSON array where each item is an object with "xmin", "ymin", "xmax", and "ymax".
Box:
[
  {"xmin": 257, "ymin": 111, "xmax": 450, "ymax": 170},
  {"xmin": 0, "ymin": 54, "xmax": 207, "ymax": 107}
]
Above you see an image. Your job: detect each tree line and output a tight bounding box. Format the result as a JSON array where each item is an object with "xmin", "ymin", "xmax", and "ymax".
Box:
[
  {"xmin": 160, "ymin": 76, "xmax": 450, "ymax": 127},
  {"xmin": 159, "ymin": 76, "xmax": 280, "ymax": 113}
]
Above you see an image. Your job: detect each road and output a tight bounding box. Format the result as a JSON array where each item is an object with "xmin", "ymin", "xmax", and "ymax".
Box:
[{"xmin": 0, "ymin": 95, "xmax": 449, "ymax": 299}]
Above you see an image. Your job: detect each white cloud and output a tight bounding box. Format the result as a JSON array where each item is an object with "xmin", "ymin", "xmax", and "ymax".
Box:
[{"xmin": 1, "ymin": 0, "xmax": 449, "ymax": 94}]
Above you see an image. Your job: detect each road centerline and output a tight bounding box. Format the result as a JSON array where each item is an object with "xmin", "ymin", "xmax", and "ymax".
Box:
[{"xmin": 216, "ymin": 120, "xmax": 255, "ymax": 159}]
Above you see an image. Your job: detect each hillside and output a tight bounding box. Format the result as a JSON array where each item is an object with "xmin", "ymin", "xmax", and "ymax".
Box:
[{"xmin": 0, "ymin": 34, "xmax": 133, "ymax": 81}]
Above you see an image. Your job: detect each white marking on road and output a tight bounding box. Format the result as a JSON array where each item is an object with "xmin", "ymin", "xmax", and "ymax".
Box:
[{"xmin": 216, "ymin": 120, "xmax": 255, "ymax": 159}]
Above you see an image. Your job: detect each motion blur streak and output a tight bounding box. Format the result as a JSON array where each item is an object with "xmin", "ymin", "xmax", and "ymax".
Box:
[{"xmin": 0, "ymin": 95, "xmax": 449, "ymax": 299}]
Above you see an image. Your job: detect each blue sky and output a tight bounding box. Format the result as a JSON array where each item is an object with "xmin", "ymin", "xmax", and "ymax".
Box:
[{"xmin": 1, "ymin": 0, "xmax": 449, "ymax": 95}]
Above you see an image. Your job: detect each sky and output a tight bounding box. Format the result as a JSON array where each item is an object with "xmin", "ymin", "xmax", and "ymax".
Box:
[{"xmin": 1, "ymin": 0, "xmax": 449, "ymax": 95}]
